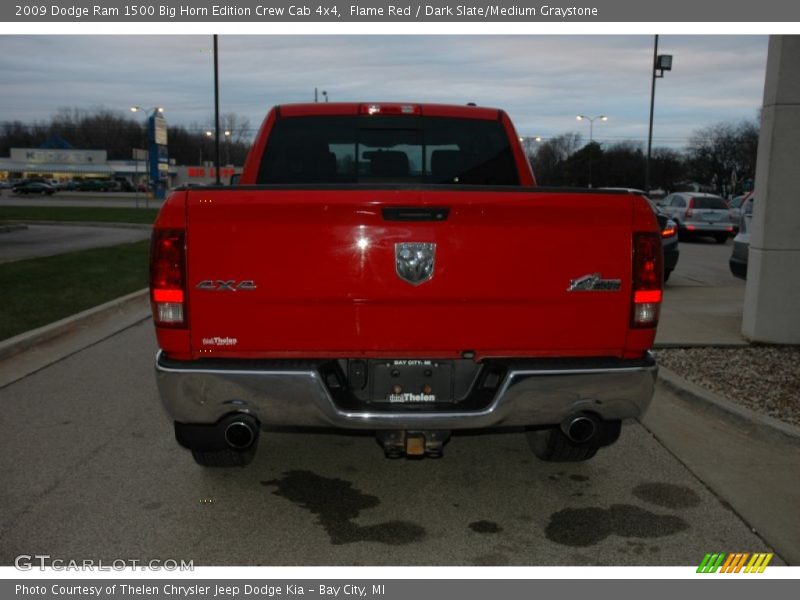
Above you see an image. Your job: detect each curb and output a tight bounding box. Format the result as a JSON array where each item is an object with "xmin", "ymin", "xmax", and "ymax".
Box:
[
  {"xmin": 654, "ymin": 341, "xmax": 749, "ymax": 348},
  {"xmin": 0, "ymin": 288, "xmax": 150, "ymax": 362},
  {"xmin": 657, "ymin": 365, "xmax": 800, "ymax": 441}
]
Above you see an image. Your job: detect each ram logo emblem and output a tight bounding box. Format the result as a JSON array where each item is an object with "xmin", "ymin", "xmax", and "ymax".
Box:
[{"xmin": 395, "ymin": 242, "xmax": 436, "ymax": 285}]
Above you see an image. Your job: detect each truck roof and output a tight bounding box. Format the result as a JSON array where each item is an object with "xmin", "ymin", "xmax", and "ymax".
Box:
[{"xmin": 276, "ymin": 102, "xmax": 502, "ymax": 120}]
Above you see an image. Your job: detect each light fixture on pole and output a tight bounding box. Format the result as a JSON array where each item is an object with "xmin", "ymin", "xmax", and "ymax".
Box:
[
  {"xmin": 645, "ymin": 36, "xmax": 673, "ymax": 194},
  {"xmin": 518, "ymin": 135, "xmax": 543, "ymax": 156},
  {"xmin": 575, "ymin": 114, "xmax": 608, "ymax": 144}
]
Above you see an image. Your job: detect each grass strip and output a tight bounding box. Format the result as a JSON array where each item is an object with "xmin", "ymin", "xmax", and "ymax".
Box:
[
  {"xmin": 0, "ymin": 240, "xmax": 150, "ymax": 341},
  {"xmin": 0, "ymin": 206, "xmax": 158, "ymax": 225}
]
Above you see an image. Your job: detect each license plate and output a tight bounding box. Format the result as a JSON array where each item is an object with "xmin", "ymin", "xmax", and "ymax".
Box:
[{"xmin": 370, "ymin": 360, "xmax": 453, "ymax": 404}]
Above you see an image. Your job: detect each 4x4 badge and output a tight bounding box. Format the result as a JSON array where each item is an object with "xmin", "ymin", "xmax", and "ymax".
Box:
[
  {"xmin": 196, "ymin": 280, "xmax": 257, "ymax": 291},
  {"xmin": 395, "ymin": 242, "xmax": 436, "ymax": 285}
]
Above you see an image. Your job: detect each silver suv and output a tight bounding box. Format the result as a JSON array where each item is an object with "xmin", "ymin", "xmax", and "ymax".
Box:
[{"xmin": 661, "ymin": 192, "xmax": 734, "ymax": 243}]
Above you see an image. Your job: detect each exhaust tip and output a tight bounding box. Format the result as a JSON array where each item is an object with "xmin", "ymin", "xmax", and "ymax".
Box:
[
  {"xmin": 224, "ymin": 420, "xmax": 256, "ymax": 450},
  {"xmin": 563, "ymin": 415, "xmax": 597, "ymax": 444}
]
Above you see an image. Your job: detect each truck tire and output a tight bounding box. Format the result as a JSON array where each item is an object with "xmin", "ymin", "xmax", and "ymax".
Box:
[
  {"xmin": 525, "ymin": 426, "xmax": 598, "ymax": 462},
  {"xmin": 191, "ymin": 447, "xmax": 256, "ymax": 467}
]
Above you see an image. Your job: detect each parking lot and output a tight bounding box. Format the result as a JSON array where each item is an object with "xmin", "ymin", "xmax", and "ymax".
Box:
[
  {"xmin": 0, "ymin": 319, "xmax": 776, "ymax": 566},
  {"xmin": 2, "ymin": 232, "xmax": 796, "ymax": 566}
]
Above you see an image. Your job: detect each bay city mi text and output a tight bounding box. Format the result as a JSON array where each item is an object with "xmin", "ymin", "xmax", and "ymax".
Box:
[
  {"xmin": 17, "ymin": 4, "xmax": 599, "ymax": 18},
  {"xmin": 16, "ymin": 585, "xmax": 386, "ymax": 598}
]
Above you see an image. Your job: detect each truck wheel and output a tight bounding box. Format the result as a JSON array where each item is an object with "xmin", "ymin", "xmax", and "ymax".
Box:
[
  {"xmin": 191, "ymin": 447, "xmax": 256, "ymax": 467},
  {"xmin": 525, "ymin": 427, "xmax": 598, "ymax": 462}
]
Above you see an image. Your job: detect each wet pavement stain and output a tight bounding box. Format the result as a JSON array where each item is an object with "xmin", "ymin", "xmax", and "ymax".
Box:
[
  {"xmin": 469, "ymin": 520, "xmax": 503, "ymax": 534},
  {"xmin": 545, "ymin": 504, "xmax": 689, "ymax": 547},
  {"xmin": 262, "ymin": 470, "xmax": 426, "ymax": 546},
  {"xmin": 632, "ymin": 482, "xmax": 701, "ymax": 509}
]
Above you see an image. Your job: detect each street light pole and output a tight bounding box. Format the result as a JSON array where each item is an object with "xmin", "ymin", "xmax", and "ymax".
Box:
[
  {"xmin": 224, "ymin": 130, "xmax": 232, "ymax": 165},
  {"xmin": 645, "ymin": 35, "xmax": 673, "ymax": 194},
  {"xmin": 213, "ymin": 34, "xmax": 221, "ymax": 185},
  {"xmin": 576, "ymin": 114, "xmax": 608, "ymax": 187}
]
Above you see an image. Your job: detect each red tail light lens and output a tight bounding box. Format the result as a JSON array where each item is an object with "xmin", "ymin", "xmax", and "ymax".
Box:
[
  {"xmin": 631, "ymin": 232, "xmax": 663, "ymax": 328},
  {"xmin": 150, "ymin": 228, "xmax": 186, "ymax": 327},
  {"xmin": 685, "ymin": 198, "xmax": 694, "ymax": 218}
]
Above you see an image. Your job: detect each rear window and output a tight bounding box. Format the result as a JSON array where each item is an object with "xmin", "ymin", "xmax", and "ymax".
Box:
[
  {"xmin": 257, "ymin": 115, "xmax": 519, "ymax": 185},
  {"xmin": 692, "ymin": 196, "xmax": 728, "ymax": 209}
]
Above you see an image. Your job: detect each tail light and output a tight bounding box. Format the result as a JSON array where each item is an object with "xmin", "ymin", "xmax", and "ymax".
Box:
[
  {"xmin": 150, "ymin": 228, "xmax": 187, "ymax": 328},
  {"xmin": 685, "ymin": 198, "xmax": 694, "ymax": 218},
  {"xmin": 631, "ymin": 232, "xmax": 663, "ymax": 328}
]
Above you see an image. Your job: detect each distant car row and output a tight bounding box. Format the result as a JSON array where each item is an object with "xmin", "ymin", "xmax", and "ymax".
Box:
[{"xmin": 0, "ymin": 178, "xmax": 149, "ymax": 194}]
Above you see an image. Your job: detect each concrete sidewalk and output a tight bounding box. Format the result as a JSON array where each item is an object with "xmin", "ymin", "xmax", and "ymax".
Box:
[{"xmin": 649, "ymin": 278, "xmax": 800, "ymax": 564}]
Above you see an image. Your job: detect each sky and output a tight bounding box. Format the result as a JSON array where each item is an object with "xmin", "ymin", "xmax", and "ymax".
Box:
[{"xmin": 0, "ymin": 35, "xmax": 768, "ymax": 149}]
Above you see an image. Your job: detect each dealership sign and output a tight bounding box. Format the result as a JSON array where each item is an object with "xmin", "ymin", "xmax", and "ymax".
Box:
[{"xmin": 10, "ymin": 148, "xmax": 107, "ymax": 164}]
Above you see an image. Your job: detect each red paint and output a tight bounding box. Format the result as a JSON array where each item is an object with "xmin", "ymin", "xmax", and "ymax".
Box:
[{"xmin": 153, "ymin": 104, "xmax": 660, "ymax": 362}]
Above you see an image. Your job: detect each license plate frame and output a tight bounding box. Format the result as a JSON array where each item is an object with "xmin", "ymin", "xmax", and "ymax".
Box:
[{"xmin": 369, "ymin": 360, "xmax": 454, "ymax": 404}]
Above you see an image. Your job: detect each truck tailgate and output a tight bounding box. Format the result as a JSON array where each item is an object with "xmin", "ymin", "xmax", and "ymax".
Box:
[{"xmin": 185, "ymin": 188, "xmax": 635, "ymax": 359}]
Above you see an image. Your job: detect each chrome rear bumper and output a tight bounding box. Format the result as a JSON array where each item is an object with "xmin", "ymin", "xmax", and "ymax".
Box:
[{"xmin": 155, "ymin": 351, "xmax": 657, "ymax": 429}]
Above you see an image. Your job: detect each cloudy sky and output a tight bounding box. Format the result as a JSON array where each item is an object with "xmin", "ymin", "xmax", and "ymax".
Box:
[{"xmin": 0, "ymin": 35, "xmax": 768, "ymax": 148}]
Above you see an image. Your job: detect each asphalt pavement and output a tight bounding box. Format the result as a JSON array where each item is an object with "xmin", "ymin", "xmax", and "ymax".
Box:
[
  {"xmin": 0, "ymin": 223, "xmax": 150, "ymax": 263},
  {"xmin": 656, "ymin": 237, "xmax": 748, "ymax": 347},
  {"xmin": 0, "ymin": 320, "xmax": 774, "ymax": 566},
  {"xmin": 0, "ymin": 233, "xmax": 794, "ymax": 567}
]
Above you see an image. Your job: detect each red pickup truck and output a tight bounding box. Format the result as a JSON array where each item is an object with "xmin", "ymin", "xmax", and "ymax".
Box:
[{"xmin": 151, "ymin": 103, "xmax": 662, "ymax": 467}]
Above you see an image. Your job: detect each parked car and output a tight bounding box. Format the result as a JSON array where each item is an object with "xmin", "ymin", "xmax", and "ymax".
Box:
[
  {"xmin": 727, "ymin": 193, "xmax": 751, "ymax": 232},
  {"xmin": 597, "ymin": 188, "xmax": 679, "ymax": 281},
  {"xmin": 12, "ymin": 181, "xmax": 57, "ymax": 195},
  {"xmin": 75, "ymin": 179, "xmax": 118, "ymax": 192},
  {"xmin": 729, "ymin": 195, "xmax": 754, "ymax": 280},
  {"xmin": 661, "ymin": 192, "xmax": 735, "ymax": 243},
  {"xmin": 656, "ymin": 209, "xmax": 679, "ymax": 282}
]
